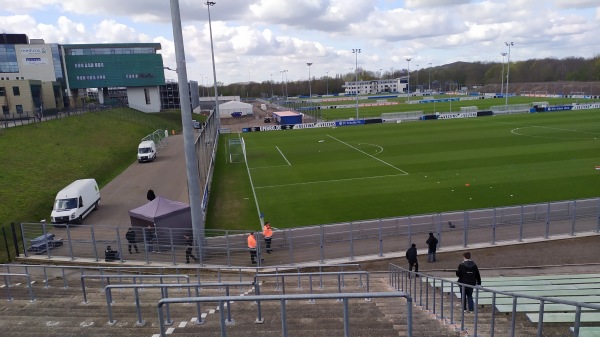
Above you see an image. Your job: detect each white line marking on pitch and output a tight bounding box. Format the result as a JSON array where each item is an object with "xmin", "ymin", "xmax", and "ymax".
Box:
[
  {"xmin": 326, "ymin": 134, "xmax": 408, "ymax": 174},
  {"xmin": 275, "ymin": 146, "xmax": 292, "ymax": 166},
  {"xmin": 255, "ymin": 173, "xmax": 407, "ymax": 189}
]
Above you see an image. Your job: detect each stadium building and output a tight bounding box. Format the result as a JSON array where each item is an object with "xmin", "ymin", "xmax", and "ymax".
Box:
[
  {"xmin": 343, "ymin": 77, "xmax": 408, "ymax": 95},
  {"xmin": 2, "ymin": 33, "xmax": 201, "ymax": 115}
]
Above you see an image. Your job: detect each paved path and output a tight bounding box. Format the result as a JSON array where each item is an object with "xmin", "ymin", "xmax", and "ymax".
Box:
[{"xmin": 84, "ymin": 134, "xmax": 188, "ymax": 227}]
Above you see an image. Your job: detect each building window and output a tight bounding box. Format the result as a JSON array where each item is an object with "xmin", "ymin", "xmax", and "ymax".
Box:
[
  {"xmin": 2, "ymin": 105, "xmax": 8, "ymax": 114},
  {"xmin": 16, "ymin": 105, "xmax": 23, "ymax": 114},
  {"xmin": 0, "ymin": 87, "xmax": 4, "ymax": 96},
  {"xmin": 144, "ymin": 88, "xmax": 151, "ymax": 105},
  {"xmin": 12, "ymin": 86, "xmax": 20, "ymax": 96}
]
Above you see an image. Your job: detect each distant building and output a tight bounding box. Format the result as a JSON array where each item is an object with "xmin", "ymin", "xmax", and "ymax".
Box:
[
  {"xmin": 160, "ymin": 80, "xmax": 199, "ymax": 111},
  {"xmin": 0, "ymin": 34, "xmax": 66, "ymax": 115},
  {"xmin": 343, "ymin": 77, "xmax": 408, "ymax": 95}
]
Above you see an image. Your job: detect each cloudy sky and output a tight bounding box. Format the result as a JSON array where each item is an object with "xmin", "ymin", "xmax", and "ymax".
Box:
[{"xmin": 1, "ymin": 0, "xmax": 599, "ymax": 86}]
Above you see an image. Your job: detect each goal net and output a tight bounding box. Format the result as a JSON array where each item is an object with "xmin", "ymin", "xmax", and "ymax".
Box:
[{"xmin": 227, "ymin": 138, "xmax": 246, "ymax": 163}]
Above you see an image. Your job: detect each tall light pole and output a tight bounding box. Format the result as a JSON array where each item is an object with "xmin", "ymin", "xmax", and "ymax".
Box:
[
  {"xmin": 280, "ymin": 70, "xmax": 285, "ymax": 97},
  {"xmin": 405, "ymin": 58, "xmax": 412, "ymax": 102},
  {"xmin": 282, "ymin": 69, "xmax": 288, "ymax": 99},
  {"xmin": 352, "ymin": 48, "xmax": 361, "ymax": 120},
  {"xmin": 206, "ymin": 1, "xmax": 220, "ymax": 129},
  {"xmin": 307, "ymin": 62, "xmax": 313, "ymax": 98},
  {"xmin": 505, "ymin": 42, "xmax": 513, "ymax": 108},
  {"xmin": 500, "ymin": 52, "xmax": 507, "ymax": 96},
  {"xmin": 428, "ymin": 63, "xmax": 432, "ymax": 92},
  {"xmin": 325, "ymin": 71, "xmax": 329, "ymax": 95},
  {"xmin": 270, "ymin": 73, "xmax": 273, "ymax": 98},
  {"xmin": 380, "ymin": 68, "xmax": 383, "ymax": 79},
  {"xmin": 416, "ymin": 64, "xmax": 419, "ymax": 93},
  {"xmin": 169, "ymin": 0, "xmax": 202, "ymax": 255}
]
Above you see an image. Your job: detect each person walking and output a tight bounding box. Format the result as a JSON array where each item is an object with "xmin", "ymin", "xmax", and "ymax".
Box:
[
  {"xmin": 456, "ymin": 251, "xmax": 482, "ymax": 312},
  {"xmin": 405, "ymin": 243, "xmax": 419, "ymax": 275},
  {"xmin": 126, "ymin": 227, "xmax": 139, "ymax": 254},
  {"xmin": 247, "ymin": 232, "xmax": 258, "ymax": 264},
  {"xmin": 145, "ymin": 225, "xmax": 157, "ymax": 252},
  {"xmin": 263, "ymin": 222, "xmax": 273, "ymax": 253},
  {"xmin": 426, "ymin": 232, "xmax": 438, "ymax": 262},
  {"xmin": 184, "ymin": 234, "xmax": 199, "ymax": 263}
]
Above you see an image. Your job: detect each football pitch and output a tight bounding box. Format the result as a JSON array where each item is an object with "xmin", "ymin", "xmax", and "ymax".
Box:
[{"xmin": 211, "ymin": 109, "xmax": 600, "ymax": 229}]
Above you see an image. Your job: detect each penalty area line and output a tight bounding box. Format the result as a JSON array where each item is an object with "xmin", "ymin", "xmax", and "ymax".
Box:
[
  {"xmin": 276, "ymin": 146, "xmax": 291, "ymax": 166},
  {"xmin": 254, "ymin": 173, "xmax": 406, "ymax": 189},
  {"xmin": 326, "ymin": 134, "xmax": 409, "ymax": 175}
]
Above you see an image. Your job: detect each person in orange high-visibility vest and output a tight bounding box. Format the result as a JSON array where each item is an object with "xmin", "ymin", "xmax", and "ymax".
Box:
[
  {"xmin": 263, "ymin": 222, "xmax": 273, "ymax": 254},
  {"xmin": 247, "ymin": 232, "xmax": 257, "ymax": 264}
]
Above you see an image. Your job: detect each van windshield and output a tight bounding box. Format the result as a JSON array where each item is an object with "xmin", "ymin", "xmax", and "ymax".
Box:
[
  {"xmin": 139, "ymin": 147, "xmax": 152, "ymax": 154},
  {"xmin": 54, "ymin": 198, "xmax": 78, "ymax": 210}
]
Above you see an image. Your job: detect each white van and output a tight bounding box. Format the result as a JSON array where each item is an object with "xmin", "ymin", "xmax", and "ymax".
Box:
[
  {"xmin": 137, "ymin": 140, "xmax": 157, "ymax": 163},
  {"xmin": 51, "ymin": 179, "xmax": 100, "ymax": 226}
]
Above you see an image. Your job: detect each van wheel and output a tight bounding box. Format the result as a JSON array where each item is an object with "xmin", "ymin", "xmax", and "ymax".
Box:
[
  {"xmin": 77, "ymin": 215, "xmax": 83, "ymax": 224},
  {"xmin": 93, "ymin": 202, "xmax": 98, "ymax": 211}
]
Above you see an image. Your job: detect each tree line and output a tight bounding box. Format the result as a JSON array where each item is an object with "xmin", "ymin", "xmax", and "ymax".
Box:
[{"xmin": 200, "ymin": 56, "xmax": 600, "ymax": 98}]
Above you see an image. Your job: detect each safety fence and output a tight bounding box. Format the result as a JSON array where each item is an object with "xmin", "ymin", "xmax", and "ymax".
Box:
[
  {"xmin": 17, "ymin": 197, "xmax": 600, "ymax": 266},
  {"xmin": 388, "ymin": 263, "xmax": 600, "ymax": 337}
]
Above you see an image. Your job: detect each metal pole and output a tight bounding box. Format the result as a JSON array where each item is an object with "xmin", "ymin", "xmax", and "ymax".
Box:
[
  {"xmin": 170, "ymin": 0, "xmax": 204, "ymax": 259},
  {"xmin": 353, "ymin": 49, "xmax": 361, "ymax": 119},
  {"xmin": 505, "ymin": 42, "xmax": 513, "ymax": 108},
  {"xmin": 500, "ymin": 52, "xmax": 507, "ymax": 95},
  {"xmin": 406, "ymin": 58, "xmax": 412, "ymax": 102},
  {"xmin": 307, "ymin": 63, "xmax": 312, "ymax": 98}
]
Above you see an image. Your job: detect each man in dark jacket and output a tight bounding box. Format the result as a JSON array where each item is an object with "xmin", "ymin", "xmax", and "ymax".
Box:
[
  {"xmin": 405, "ymin": 243, "xmax": 418, "ymax": 274},
  {"xmin": 126, "ymin": 227, "xmax": 139, "ymax": 254},
  {"xmin": 456, "ymin": 252, "xmax": 482, "ymax": 312},
  {"xmin": 184, "ymin": 234, "xmax": 199, "ymax": 263},
  {"xmin": 426, "ymin": 232, "xmax": 439, "ymax": 262}
]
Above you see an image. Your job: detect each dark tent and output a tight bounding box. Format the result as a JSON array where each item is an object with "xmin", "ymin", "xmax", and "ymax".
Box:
[{"xmin": 128, "ymin": 196, "xmax": 192, "ymax": 249}]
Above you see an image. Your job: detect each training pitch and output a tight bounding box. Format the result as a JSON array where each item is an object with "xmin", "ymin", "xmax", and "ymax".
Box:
[{"xmin": 214, "ymin": 109, "xmax": 600, "ymax": 229}]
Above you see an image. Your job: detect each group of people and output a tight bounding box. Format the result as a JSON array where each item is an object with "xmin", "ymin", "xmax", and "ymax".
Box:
[
  {"xmin": 247, "ymin": 222, "xmax": 273, "ymax": 264},
  {"xmin": 405, "ymin": 232, "xmax": 481, "ymax": 312}
]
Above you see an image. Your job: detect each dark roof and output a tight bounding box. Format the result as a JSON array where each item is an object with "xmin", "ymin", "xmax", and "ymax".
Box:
[{"xmin": 61, "ymin": 43, "xmax": 161, "ymax": 50}]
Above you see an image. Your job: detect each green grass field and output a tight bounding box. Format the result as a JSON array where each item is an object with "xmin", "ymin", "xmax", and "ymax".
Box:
[{"xmin": 210, "ymin": 109, "xmax": 600, "ymax": 229}]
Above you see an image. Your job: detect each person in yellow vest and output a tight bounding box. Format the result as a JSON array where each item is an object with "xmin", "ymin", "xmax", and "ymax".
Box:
[
  {"xmin": 263, "ymin": 222, "xmax": 273, "ymax": 253},
  {"xmin": 247, "ymin": 232, "xmax": 258, "ymax": 264}
]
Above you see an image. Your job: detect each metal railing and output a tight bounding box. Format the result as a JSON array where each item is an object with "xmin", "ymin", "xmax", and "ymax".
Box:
[
  {"xmin": 0, "ymin": 273, "xmax": 35, "ymax": 302},
  {"xmin": 18, "ymin": 197, "xmax": 600, "ymax": 266},
  {"xmin": 157, "ymin": 292, "xmax": 413, "ymax": 337},
  {"xmin": 388, "ymin": 263, "xmax": 600, "ymax": 337}
]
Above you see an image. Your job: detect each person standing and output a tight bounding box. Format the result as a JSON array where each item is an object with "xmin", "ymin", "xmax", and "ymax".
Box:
[
  {"xmin": 145, "ymin": 225, "xmax": 157, "ymax": 252},
  {"xmin": 405, "ymin": 243, "xmax": 419, "ymax": 274},
  {"xmin": 263, "ymin": 222, "xmax": 273, "ymax": 253},
  {"xmin": 247, "ymin": 232, "xmax": 258, "ymax": 264},
  {"xmin": 126, "ymin": 227, "xmax": 139, "ymax": 254},
  {"xmin": 147, "ymin": 189, "xmax": 156, "ymax": 201},
  {"xmin": 426, "ymin": 232, "xmax": 439, "ymax": 262},
  {"xmin": 184, "ymin": 234, "xmax": 199, "ymax": 263},
  {"xmin": 456, "ymin": 252, "xmax": 482, "ymax": 312}
]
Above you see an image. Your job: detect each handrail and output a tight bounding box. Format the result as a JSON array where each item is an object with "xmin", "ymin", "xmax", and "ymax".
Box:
[
  {"xmin": 0, "ymin": 273, "xmax": 35, "ymax": 302},
  {"xmin": 157, "ymin": 292, "xmax": 413, "ymax": 337},
  {"xmin": 104, "ymin": 281, "xmax": 254, "ymax": 326},
  {"xmin": 388, "ymin": 263, "xmax": 600, "ymax": 337},
  {"xmin": 81, "ymin": 274, "xmax": 189, "ymax": 304}
]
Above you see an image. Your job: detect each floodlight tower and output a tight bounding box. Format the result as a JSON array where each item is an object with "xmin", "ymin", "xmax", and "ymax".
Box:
[
  {"xmin": 307, "ymin": 62, "xmax": 313, "ymax": 98},
  {"xmin": 505, "ymin": 42, "xmax": 513, "ymax": 108},
  {"xmin": 353, "ymin": 48, "xmax": 361, "ymax": 119},
  {"xmin": 406, "ymin": 58, "xmax": 412, "ymax": 102},
  {"xmin": 428, "ymin": 63, "xmax": 432, "ymax": 92},
  {"xmin": 500, "ymin": 52, "xmax": 507, "ymax": 96},
  {"xmin": 325, "ymin": 71, "xmax": 329, "ymax": 95}
]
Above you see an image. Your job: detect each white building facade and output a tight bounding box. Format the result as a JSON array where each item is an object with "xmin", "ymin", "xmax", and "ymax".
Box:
[{"xmin": 343, "ymin": 77, "xmax": 408, "ymax": 96}]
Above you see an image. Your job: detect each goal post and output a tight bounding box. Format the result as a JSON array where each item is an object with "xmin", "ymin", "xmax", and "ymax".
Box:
[{"xmin": 227, "ymin": 138, "xmax": 246, "ymax": 163}]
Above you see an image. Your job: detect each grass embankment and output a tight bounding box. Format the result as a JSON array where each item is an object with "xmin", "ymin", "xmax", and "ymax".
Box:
[{"xmin": 0, "ymin": 108, "xmax": 182, "ymax": 262}]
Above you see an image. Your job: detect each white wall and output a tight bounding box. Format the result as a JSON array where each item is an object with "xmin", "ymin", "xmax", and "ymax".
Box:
[{"xmin": 127, "ymin": 87, "xmax": 161, "ymax": 113}]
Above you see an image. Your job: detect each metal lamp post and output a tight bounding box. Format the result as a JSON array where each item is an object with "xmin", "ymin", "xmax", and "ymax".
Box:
[
  {"xmin": 428, "ymin": 63, "xmax": 432, "ymax": 92},
  {"xmin": 206, "ymin": 1, "xmax": 220, "ymax": 130},
  {"xmin": 500, "ymin": 52, "xmax": 507, "ymax": 96},
  {"xmin": 307, "ymin": 63, "xmax": 313, "ymax": 98},
  {"xmin": 325, "ymin": 71, "xmax": 329, "ymax": 95},
  {"xmin": 353, "ymin": 49, "xmax": 361, "ymax": 120},
  {"xmin": 416, "ymin": 64, "xmax": 419, "ymax": 93},
  {"xmin": 505, "ymin": 42, "xmax": 513, "ymax": 108},
  {"xmin": 270, "ymin": 73, "xmax": 273, "ymax": 98},
  {"xmin": 406, "ymin": 58, "xmax": 412, "ymax": 102}
]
